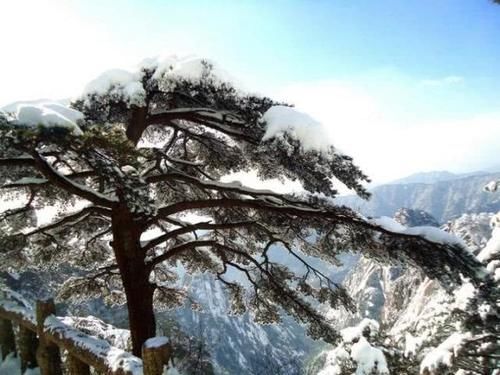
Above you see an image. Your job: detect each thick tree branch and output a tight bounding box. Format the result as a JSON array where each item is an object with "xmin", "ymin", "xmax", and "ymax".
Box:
[
  {"xmin": 2, "ymin": 171, "xmax": 95, "ymax": 189},
  {"xmin": 155, "ymin": 197, "xmax": 487, "ymax": 287},
  {"xmin": 85, "ymin": 227, "xmax": 112, "ymax": 252},
  {"xmin": 0, "ymin": 156, "xmax": 36, "ymax": 167},
  {"xmin": 0, "ymin": 189, "xmax": 36, "ymax": 220},
  {"xmin": 147, "ymin": 108, "xmax": 245, "ymax": 126},
  {"xmin": 143, "ymin": 220, "xmax": 256, "ymax": 251},
  {"xmin": 23, "ymin": 206, "xmax": 111, "ymax": 236},
  {"xmin": 29, "ymin": 151, "xmax": 116, "ymax": 207},
  {"xmin": 156, "ymin": 197, "xmax": 438, "ymax": 243},
  {"xmin": 146, "ymin": 172, "xmax": 311, "ymax": 207},
  {"xmin": 149, "ymin": 240, "xmax": 218, "ymax": 267},
  {"xmin": 157, "ymin": 198, "xmax": 357, "ymax": 225},
  {"xmin": 146, "ymin": 109, "xmax": 258, "ymax": 144}
]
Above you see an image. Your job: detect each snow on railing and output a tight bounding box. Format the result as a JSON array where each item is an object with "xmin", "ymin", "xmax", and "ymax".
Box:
[{"xmin": 0, "ymin": 291, "xmax": 171, "ymax": 375}]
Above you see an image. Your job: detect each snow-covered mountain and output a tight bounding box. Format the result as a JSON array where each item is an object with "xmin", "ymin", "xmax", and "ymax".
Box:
[
  {"xmin": 175, "ymin": 195, "xmax": 498, "ymax": 373},
  {"xmin": 174, "ymin": 274, "xmax": 316, "ymax": 375},
  {"xmin": 312, "ymin": 207, "xmax": 498, "ymax": 374},
  {"xmin": 337, "ymin": 172, "xmax": 500, "ymax": 223},
  {"xmin": 331, "ymin": 209, "xmax": 440, "ymax": 328},
  {"xmin": 388, "ymin": 170, "xmax": 492, "ymax": 185},
  {"xmin": 333, "ymin": 209, "xmax": 493, "ymax": 327},
  {"xmin": 172, "ymin": 253, "xmax": 360, "ymax": 374}
]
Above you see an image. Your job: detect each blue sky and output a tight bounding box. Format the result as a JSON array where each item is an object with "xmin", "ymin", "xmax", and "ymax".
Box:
[
  {"xmin": 1, "ymin": 0, "xmax": 500, "ymax": 182},
  {"xmin": 72, "ymin": 1, "xmax": 500, "ymax": 92}
]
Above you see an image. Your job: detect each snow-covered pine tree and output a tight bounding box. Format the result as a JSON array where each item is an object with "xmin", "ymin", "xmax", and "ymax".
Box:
[
  {"xmin": 419, "ymin": 182, "xmax": 500, "ymax": 374},
  {"xmin": 0, "ymin": 57, "xmax": 491, "ymax": 356}
]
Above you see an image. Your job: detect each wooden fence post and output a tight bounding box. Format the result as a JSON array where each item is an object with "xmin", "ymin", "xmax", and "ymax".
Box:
[
  {"xmin": 142, "ymin": 337, "xmax": 172, "ymax": 375},
  {"xmin": 18, "ymin": 325, "xmax": 38, "ymax": 372},
  {"xmin": 0, "ymin": 317, "xmax": 16, "ymax": 360},
  {"xmin": 67, "ymin": 354, "xmax": 90, "ymax": 375},
  {"xmin": 36, "ymin": 299, "xmax": 63, "ymax": 375}
]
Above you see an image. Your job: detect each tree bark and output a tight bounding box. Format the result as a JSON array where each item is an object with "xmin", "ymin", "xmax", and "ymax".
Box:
[
  {"xmin": 126, "ymin": 107, "xmax": 148, "ymax": 146},
  {"xmin": 0, "ymin": 318, "xmax": 16, "ymax": 360},
  {"xmin": 19, "ymin": 325, "xmax": 38, "ymax": 372},
  {"xmin": 111, "ymin": 206, "xmax": 156, "ymax": 357},
  {"xmin": 36, "ymin": 299, "xmax": 63, "ymax": 375}
]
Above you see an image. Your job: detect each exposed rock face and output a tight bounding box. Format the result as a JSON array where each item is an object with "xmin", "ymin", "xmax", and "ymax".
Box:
[
  {"xmin": 394, "ymin": 208, "xmax": 440, "ymax": 228},
  {"xmin": 333, "ymin": 208, "xmax": 494, "ymax": 332},
  {"xmin": 335, "ymin": 209, "xmax": 438, "ymax": 327},
  {"xmin": 174, "ymin": 273, "xmax": 317, "ymax": 374},
  {"xmin": 441, "ymin": 212, "xmax": 493, "ymax": 254},
  {"xmin": 338, "ymin": 257, "xmax": 425, "ymax": 328},
  {"xmin": 173, "ymin": 252, "xmax": 361, "ymax": 374}
]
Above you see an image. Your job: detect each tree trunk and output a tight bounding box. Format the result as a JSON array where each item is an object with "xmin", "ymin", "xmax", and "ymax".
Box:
[
  {"xmin": 111, "ymin": 206, "xmax": 155, "ymax": 357},
  {"xmin": 126, "ymin": 107, "xmax": 148, "ymax": 146}
]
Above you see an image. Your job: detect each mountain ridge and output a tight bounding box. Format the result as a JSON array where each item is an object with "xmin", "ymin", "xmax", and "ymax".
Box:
[
  {"xmin": 386, "ymin": 170, "xmax": 493, "ymax": 185},
  {"xmin": 337, "ymin": 171, "xmax": 500, "ymax": 223}
]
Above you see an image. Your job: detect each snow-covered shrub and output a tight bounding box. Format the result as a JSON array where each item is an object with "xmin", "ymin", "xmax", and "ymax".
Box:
[{"xmin": 313, "ymin": 319, "xmax": 391, "ymax": 375}]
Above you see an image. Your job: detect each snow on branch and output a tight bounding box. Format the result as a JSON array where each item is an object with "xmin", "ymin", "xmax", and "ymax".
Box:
[
  {"xmin": 484, "ymin": 179, "xmax": 500, "ymax": 193},
  {"xmin": 146, "ymin": 171, "xmax": 309, "ymax": 207},
  {"xmin": 155, "ymin": 197, "xmax": 489, "ymax": 287},
  {"xmin": 350, "ymin": 337, "xmax": 389, "ymax": 375},
  {"xmin": 368, "ymin": 216, "xmax": 465, "ymax": 247},
  {"xmin": 420, "ymin": 333, "xmax": 470, "ymax": 374},
  {"xmin": 2, "ymin": 171, "xmax": 95, "ymax": 189},
  {"xmin": 262, "ymin": 105, "xmax": 333, "ymax": 152},
  {"xmin": 82, "ymin": 69, "xmax": 146, "ymax": 108},
  {"xmin": 2, "ymin": 101, "xmax": 83, "ymax": 135},
  {"xmin": 79, "ymin": 55, "xmax": 232, "ymax": 112},
  {"xmin": 141, "ymin": 55, "xmax": 231, "ymax": 87}
]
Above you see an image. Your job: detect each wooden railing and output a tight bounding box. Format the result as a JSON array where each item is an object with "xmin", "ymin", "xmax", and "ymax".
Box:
[{"xmin": 0, "ymin": 292, "xmax": 171, "ymax": 375}]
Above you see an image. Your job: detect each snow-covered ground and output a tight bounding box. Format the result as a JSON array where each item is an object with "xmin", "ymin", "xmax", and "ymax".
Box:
[
  {"xmin": 0, "ymin": 353, "xmax": 40, "ymax": 375},
  {"xmin": 0, "ymin": 349, "xmax": 180, "ymax": 375}
]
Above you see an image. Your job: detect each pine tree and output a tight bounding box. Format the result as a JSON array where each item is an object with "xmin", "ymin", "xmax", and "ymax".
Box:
[
  {"xmin": 419, "ymin": 183, "xmax": 500, "ymax": 374},
  {"xmin": 0, "ymin": 57, "xmax": 490, "ymax": 356}
]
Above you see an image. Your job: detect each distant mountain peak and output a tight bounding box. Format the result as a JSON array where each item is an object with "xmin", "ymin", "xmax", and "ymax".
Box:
[
  {"xmin": 388, "ymin": 170, "xmax": 487, "ymax": 185},
  {"xmin": 336, "ymin": 171, "xmax": 500, "ymax": 223}
]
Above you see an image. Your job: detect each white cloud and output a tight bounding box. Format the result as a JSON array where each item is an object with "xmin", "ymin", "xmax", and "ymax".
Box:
[
  {"xmin": 0, "ymin": 0, "xmax": 154, "ymax": 106},
  {"xmin": 275, "ymin": 80, "xmax": 500, "ymax": 184},
  {"xmin": 0, "ymin": 1, "xmax": 232, "ymax": 107},
  {"xmin": 0, "ymin": 1, "xmax": 106, "ymax": 104},
  {"xmin": 419, "ymin": 75, "xmax": 464, "ymax": 87}
]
